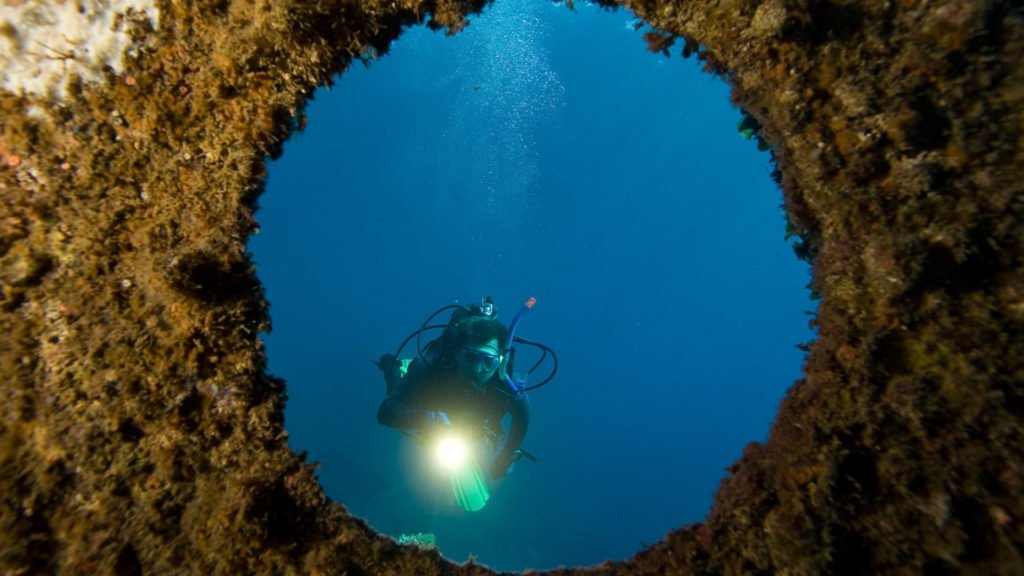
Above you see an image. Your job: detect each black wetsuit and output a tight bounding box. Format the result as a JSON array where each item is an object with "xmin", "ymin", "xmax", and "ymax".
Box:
[{"xmin": 377, "ymin": 345, "xmax": 530, "ymax": 458}]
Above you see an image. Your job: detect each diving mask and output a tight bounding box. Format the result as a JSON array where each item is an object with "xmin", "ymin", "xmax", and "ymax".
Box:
[{"xmin": 456, "ymin": 347, "xmax": 502, "ymax": 373}]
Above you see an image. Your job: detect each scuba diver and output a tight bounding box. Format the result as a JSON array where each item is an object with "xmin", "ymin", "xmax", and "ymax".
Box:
[{"xmin": 375, "ymin": 296, "xmax": 557, "ymax": 511}]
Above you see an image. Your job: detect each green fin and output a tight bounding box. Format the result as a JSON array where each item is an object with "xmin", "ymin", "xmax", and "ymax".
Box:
[
  {"xmin": 398, "ymin": 358, "xmax": 413, "ymax": 377},
  {"xmin": 450, "ymin": 454, "xmax": 489, "ymax": 512}
]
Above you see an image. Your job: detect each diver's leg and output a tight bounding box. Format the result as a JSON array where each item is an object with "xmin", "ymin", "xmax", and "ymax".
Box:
[
  {"xmin": 376, "ymin": 354, "xmax": 400, "ymax": 394},
  {"xmin": 376, "ymin": 353, "xmax": 407, "ymax": 395},
  {"xmin": 385, "ymin": 364, "xmax": 404, "ymax": 395}
]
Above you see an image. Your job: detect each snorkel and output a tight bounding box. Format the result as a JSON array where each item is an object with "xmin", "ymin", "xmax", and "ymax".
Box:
[{"xmin": 501, "ymin": 296, "xmax": 536, "ymax": 390}]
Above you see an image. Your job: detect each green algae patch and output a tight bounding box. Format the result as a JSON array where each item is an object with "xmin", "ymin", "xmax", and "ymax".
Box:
[{"xmin": 1, "ymin": 0, "xmax": 1022, "ymax": 574}]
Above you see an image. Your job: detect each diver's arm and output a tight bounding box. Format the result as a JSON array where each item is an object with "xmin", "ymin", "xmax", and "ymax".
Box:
[
  {"xmin": 501, "ymin": 391, "xmax": 530, "ymax": 453},
  {"xmin": 376, "ymin": 363, "xmax": 435, "ymax": 430},
  {"xmin": 377, "ymin": 395, "xmax": 434, "ymax": 430},
  {"xmin": 490, "ymin": 392, "xmax": 529, "ymax": 479}
]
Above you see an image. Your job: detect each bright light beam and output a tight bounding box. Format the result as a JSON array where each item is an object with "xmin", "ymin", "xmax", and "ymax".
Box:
[{"xmin": 434, "ymin": 435, "xmax": 469, "ymax": 471}]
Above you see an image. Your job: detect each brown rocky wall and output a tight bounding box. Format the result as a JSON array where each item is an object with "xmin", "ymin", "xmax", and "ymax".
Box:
[{"xmin": 1, "ymin": 0, "xmax": 1021, "ymax": 574}]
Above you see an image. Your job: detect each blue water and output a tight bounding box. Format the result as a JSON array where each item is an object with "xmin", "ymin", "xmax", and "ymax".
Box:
[{"xmin": 250, "ymin": 0, "xmax": 813, "ymax": 571}]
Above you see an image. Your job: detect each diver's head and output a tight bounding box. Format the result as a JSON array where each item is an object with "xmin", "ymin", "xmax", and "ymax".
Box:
[
  {"xmin": 449, "ymin": 316, "xmax": 508, "ymax": 389},
  {"xmin": 456, "ymin": 339, "xmax": 502, "ymax": 389}
]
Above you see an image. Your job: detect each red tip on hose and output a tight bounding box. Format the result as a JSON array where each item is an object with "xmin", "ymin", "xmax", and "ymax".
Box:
[{"xmin": 525, "ymin": 297, "xmax": 536, "ymax": 309}]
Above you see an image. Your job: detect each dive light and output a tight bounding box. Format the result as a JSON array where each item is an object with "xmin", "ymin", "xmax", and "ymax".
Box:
[{"xmin": 434, "ymin": 434, "xmax": 469, "ymax": 471}]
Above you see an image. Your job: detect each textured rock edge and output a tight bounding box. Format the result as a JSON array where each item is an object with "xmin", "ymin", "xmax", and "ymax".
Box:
[{"xmin": 0, "ymin": 0, "xmax": 1021, "ymax": 574}]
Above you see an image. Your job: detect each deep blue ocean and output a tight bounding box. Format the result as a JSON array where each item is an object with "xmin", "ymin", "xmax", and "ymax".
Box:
[{"xmin": 249, "ymin": 0, "xmax": 813, "ymax": 571}]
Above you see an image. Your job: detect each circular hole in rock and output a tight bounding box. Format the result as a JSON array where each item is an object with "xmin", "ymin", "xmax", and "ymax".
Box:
[{"xmin": 251, "ymin": 0, "xmax": 814, "ymax": 571}]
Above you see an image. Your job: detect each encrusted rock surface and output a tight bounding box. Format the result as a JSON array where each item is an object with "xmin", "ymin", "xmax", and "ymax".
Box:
[{"xmin": 1, "ymin": 0, "xmax": 1021, "ymax": 573}]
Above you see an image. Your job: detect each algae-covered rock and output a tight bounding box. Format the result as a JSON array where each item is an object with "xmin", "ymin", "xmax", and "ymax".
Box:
[{"xmin": 1, "ymin": 0, "xmax": 1021, "ymax": 573}]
